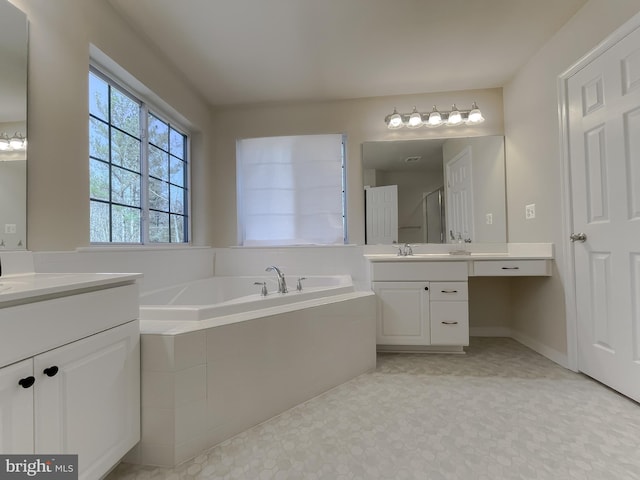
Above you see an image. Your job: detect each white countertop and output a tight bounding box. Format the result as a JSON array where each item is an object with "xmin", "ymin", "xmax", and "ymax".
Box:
[
  {"xmin": 0, "ymin": 272, "xmax": 142, "ymax": 305},
  {"xmin": 363, "ymin": 243, "xmax": 554, "ymax": 262}
]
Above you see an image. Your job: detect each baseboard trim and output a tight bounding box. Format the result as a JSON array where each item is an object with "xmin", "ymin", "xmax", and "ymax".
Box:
[
  {"xmin": 469, "ymin": 327, "xmax": 512, "ymax": 337},
  {"xmin": 510, "ymin": 330, "xmax": 569, "ymax": 368}
]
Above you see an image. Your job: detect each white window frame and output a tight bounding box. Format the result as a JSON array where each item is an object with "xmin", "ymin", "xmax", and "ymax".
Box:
[{"xmin": 89, "ymin": 65, "xmax": 191, "ymax": 245}]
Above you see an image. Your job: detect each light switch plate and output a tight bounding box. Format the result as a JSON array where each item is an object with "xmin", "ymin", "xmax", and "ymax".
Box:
[
  {"xmin": 486, "ymin": 213, "xmax": 493, "ymax": 225},
  {"xmin": 525, "ymin": 204, "xmax": 536, "ymax": 220},
  {"xmin": 4, "ymin": 224, "xmax": 16, "ymax": 234}
]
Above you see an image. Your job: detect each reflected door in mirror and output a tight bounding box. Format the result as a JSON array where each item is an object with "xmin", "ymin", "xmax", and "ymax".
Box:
[{"xmin": 365, "ymin": 185, "xmax": 398, "ymax": 244}]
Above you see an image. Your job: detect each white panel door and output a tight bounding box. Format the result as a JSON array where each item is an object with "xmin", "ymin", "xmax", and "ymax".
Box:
[
  {"xmin": 0, "ymin": 359, "xmax": 34, "ymax": 454},
  {"xmin": 365, "ymin": 185, "xmax": 398, "ymax": 244},
  {"xmin": 34, "ymin": 321, "xmax": 140, "ymax": 480},
  {"xmin": 446, "ymin": 147, "xmax": 474, "ymax": 242},
  {"xmin": 568, "ymin": 25, "xmax": 640, "ymax": 402}
]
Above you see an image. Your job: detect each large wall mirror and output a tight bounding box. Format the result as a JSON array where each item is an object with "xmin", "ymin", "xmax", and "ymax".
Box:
[
  {"xmin": 363, "ymin": 136, "xmax": 506, "ymax": 245},
  {"xmin": 0, "ymin": 0, "xmax": 28, "ymax": 250}
]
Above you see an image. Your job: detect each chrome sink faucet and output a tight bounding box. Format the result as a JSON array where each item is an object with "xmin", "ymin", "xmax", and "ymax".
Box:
[
  {"xmin": 266, "ymin": 266, "xmax": 288, "ymax": 293},
  {"xmin": 396, "ymin": 243, "xmax": 413, "ymax": 256}
]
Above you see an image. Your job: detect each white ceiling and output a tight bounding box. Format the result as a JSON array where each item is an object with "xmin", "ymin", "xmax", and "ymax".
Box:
[
  {"xmin": 363, "ymin": 139, "xmax": 446, "ymax": 173},
  {"xmin": 109, "ymin": 0, "xmax": 587, "ymax": 107}
]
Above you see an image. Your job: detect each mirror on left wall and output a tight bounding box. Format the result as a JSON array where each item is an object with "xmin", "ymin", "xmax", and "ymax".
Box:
[{"xmin": 0, "ymin": 0, "xmax": 28, "ymax": 250}]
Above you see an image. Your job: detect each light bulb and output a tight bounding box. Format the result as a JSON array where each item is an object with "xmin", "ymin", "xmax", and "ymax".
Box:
[
  {"xmin": 446, "ymin": 104, "xmax": 462, "ymax": 126},
  {"xmin": 9, "ymin": 133, "xmax": 24, "ymax": 150},
  {"xmin": 386, "ymin": 108, "xmax": 403, "ymax": 129},
  {"xmin": 467, "ymin": 102, "xmax": 484, "ymax": 124},
  {"xmin": 427, "ymin": 106, "xmax": 442, "ymax": 127},
  {"xmin": 407, "ymin": 107, "xmax": 422, "ymax": 128}
]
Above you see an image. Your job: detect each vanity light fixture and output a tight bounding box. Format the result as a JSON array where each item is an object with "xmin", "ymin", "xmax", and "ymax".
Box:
[
  {"xmin": 0, "ymin": 132, "xmax": 27, "ymax": 151},
  {"xmin": 384, "ymin": 102, "xmax": 485, "ymax": 129}
]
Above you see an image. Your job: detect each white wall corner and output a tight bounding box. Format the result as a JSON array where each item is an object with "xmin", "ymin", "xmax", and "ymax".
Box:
[{"xmin": 510, "ymin": 330, "xmax": 569, "ymax": 369}]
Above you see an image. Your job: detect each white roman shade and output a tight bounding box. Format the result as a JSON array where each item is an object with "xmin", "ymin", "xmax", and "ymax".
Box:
[{"xmin": 237, "ymin": 134, "xmax": 345, "ymax": 246}]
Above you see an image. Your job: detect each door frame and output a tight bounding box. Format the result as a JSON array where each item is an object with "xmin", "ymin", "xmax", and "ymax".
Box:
[{"xmin": 558, "ymin": 11, "xmax": 640, "ymax": 372}]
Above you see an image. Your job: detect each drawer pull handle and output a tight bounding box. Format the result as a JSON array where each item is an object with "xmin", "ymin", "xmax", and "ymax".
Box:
[
  {"xmin": 441, "ymin": 290, "xmax": 458, "ymax": 294},
  {"xmin": 441, "ymin": 321, "xmax": 459, "ymax": 325},
  {"xmin": 18, "ymin": 376, "xmax": 35, "ymax": 389},
  {"xmin": 501, "ymin": 267, "xmax": 520, "ymax": 270},
  {"xmin": 43, "ymin": 366, "xmax": 59, "ymax": 377}
]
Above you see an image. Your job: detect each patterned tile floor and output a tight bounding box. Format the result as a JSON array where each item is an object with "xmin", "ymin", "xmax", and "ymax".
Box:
[{"xmin": 107, "ymin": 338, "xmax": 640, "ymax": 479}]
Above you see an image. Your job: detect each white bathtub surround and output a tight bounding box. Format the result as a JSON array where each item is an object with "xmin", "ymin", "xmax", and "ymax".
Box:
[
  {"xmin": 127, "ymin": 292, "xmax": 376, "ymax": 467},
  {"xmin": 139, "ymin": 274, "xmax": 355, "ymax": 321},
  {"xmin": 108, "ymin": 337, "xmax": 640, "ymax": 480},
  {"xmin": 214, "ymin": 245, "xmax": 370, "ymax": 290}
]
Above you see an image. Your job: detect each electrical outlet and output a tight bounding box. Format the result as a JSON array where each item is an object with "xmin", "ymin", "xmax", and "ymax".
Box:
[
  {"xmin": 4, "ymin": 224, "xmax": 16, "ymax": 234},
  {"xmin": 525, "ymin": 204, "xmax": 536, "ymax": 220},
  {"xmin": 486, "ymin": 213, "xmax": 493, "ymax": 225}
]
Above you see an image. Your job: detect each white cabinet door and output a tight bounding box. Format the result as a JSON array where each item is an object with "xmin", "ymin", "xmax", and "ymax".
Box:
[
  {"xmin": 373, "ymin": 281, "xmax": 430, "ymax": 345},
  {"xmin": 0, "ymin": 359, "xmax": 34, "ymax": 454},
  {"xmin": 34, "ymin": 321, "xmax": 140, "ymax": 480}
]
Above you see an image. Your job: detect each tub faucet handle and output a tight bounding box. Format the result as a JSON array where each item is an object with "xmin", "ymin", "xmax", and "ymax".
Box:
[
  {"xmin": 254, "ymin": 282, "xmax": 268, "ymax": 297},
  {"xmin": 296, "ymin": 277, "xmax": 307, "ymax": 292}
]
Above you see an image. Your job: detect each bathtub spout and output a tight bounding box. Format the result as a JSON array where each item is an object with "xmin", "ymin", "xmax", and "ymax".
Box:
[{"xmin": 266, "ymin": 266, "xmax": 288, "ymax": 293}]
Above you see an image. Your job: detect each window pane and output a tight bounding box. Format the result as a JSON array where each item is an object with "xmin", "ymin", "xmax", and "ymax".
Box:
[
  {"xmin": 149, "ymin": 211, "xmax": 169, "ymax": 243},
  {"xmin": 89, "ymin": 73, "xmax": 108, "ymax": 121},
  {"xmin": 111, "ymin": 129, "xmax": 141, "ymax": 172},
  {"xmin": 149, "ymin": 145, "xmax": 168, "ymax": 180},
  {"xmin": 110, "ymin": 88, "xmax": 139, "ymax": 137},
  {"xmin": 149, "ymin": 177, "xmax": 169, "ymax": 212},
  {"xmin": 90, "ymin": 159, "xmax": 109, "ymax": 201},
  {"xmin": 170, "ymin": 185, "xmax": 185, "ymax": 214},
  {"xmin": 170, "ymin": 214, "xmax": 185, "ymax": 242},
  {"xmin": 112, "ymin": 166, "xmax": 140, "ymax": 207},
  {"xmin": 90, "ymin": 201, "xmax": 110, "ymax": 242},
  {"xmin": 170, "ymin": 157, "xmax": 185, "ymax": 187},
  {"xmin": 112, "ymin": 205, "xmax": 141, "ymax": 243},
  {"xmin": 89, "ymin": 118, "xmax": 109, "ymax": 161},
  {"xmin": 170, "ymin": 128, "xmax": 185, "ymax": 159},
  {"xmin": 148, "ymin": 114, "xmax": 169, "ymax": 150}
]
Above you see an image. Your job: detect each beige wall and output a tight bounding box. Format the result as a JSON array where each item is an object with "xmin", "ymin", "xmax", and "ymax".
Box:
[
  {"xmin": 10, "ymin": 0, "xmax": 214, "ymax": 250},
  {"xmin": 504, "ymin": 0, "xmax": 640, "ymax": 358},
  {"xmin": 211, "ymin": 89, "xmax": 504, "ymax": 247}
]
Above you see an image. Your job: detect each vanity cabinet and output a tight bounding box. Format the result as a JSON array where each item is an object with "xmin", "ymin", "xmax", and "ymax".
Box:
[
  {"xmin": 0, "ymin": 273, "xmax": 141, "ymax": 480},
  {"xmin": 0, "ymin": 321, "xmax": 139, "ymax": 480},
  {"xmin": 370, "ymin": 261, "xmax": 469, "ymax": 350},
  {"xmin": 430, "ymin": 282, "xmax": 469, "ymax": 346},
  {"xmin": 0, "ymin": 358, "xmax": 34, "ymax": 453}
]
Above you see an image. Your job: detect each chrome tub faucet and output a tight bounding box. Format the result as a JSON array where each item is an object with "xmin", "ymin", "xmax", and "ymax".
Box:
[{"xmin": 266, "ymin": 266, "xmax": 288, "ymax": 293}]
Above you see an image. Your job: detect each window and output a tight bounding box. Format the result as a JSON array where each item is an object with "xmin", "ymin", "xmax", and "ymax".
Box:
[
  {"xmin": 89, "ymin": 68, "xmax": 189, "ymax": 244},
  {"xmin": 237, "ymin": 134, "xmax": 346, "ymax": 246}
]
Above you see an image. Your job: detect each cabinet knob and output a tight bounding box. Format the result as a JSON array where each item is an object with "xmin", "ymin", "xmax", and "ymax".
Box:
[
  {"xmin": 18, "ymin": 376, "xmax": 35, "ymax": 389},
  {"xmin": 424, "ymin": 286, "xmax": 429, "ymax": 291},
  {"xmin": 43, "ymin": 366, "xmax": 59, "ymax": 377}
]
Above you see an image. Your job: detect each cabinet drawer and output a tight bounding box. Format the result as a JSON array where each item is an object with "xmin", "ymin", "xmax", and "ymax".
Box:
[
  {"xmin": 471, "ymin": 260, "xmax": 550, "ymax": 276},
  {"xmin": 430, "ymin": 301, "xmax": 469, "ymax": 346},
  {"xmin": 371, "ymin": 261, "xmax": 468, "ymax": 281},
  {"xmin": 430, "ymin": 282, "xmax": 468, "ymax": 301}
]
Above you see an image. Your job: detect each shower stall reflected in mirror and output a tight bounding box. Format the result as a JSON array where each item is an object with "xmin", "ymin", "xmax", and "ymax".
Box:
[{"xmin": 423, "ymin": 186, "xmax": 445, "ymax": 243}]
